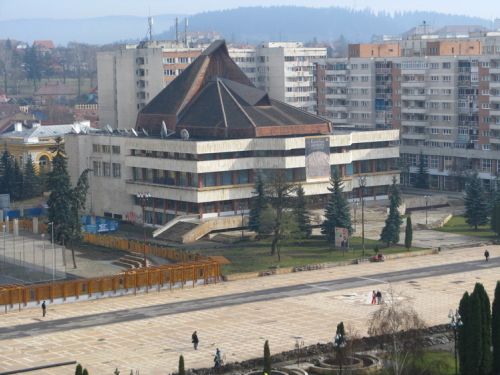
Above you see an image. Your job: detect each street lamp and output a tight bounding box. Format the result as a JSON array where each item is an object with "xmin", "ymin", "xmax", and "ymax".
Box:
[
  {"xmin": 136, "ymin": 192, "xmax": 152, "ymax": 267},
  {"xmin": 239, "ymin": 201, "xmax": 245, "ymax": 240},
  {"xmin": 424, "ymin": 195, "xmax": 431, "ymax": 226},
  {"xmin": 353, "ymin": 200, "xmax": 359, "ymax": 234},
  {"xmin": 48, "ymin": 222, "xmax": 55, "ymax": 282},
  {"xmin": 334, "ymin": 332, "xmax": 347, "ymax": 375},
  {"xmin": 448, "ymin": 309, "xmax": 462, "ymax": 375},
  {"xmin": 358, "ymin": 176, "xmax": 367, "ymax": 256}
]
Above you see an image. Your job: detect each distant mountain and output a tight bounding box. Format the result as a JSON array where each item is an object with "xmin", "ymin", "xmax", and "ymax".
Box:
[
  {"xmin": 0, "ymin": 14, "xmax": 182, "ymax": 45},
  {"xmin": 157, "ymin": 6, "xmax": 492, "ymax": 43}
]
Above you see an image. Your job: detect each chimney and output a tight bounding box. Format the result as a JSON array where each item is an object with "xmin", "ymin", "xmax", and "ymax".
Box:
[{"xmin": 14, "ymin": 122, "xmax": 23, "ymax": 132}]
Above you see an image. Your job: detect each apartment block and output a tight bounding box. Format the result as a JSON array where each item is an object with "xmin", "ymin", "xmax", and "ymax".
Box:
[{"xmin": 317, "ymin": 33, "xmax": 500, "ymax": 191}]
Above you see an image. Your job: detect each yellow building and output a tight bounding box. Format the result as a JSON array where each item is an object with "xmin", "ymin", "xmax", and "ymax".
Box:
[{"xmin": 0, "ymin": 121, "xmax": 91, "ymax": 172}]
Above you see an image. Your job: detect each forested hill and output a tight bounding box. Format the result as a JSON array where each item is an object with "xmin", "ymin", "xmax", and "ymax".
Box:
[{"xmin": 156, "ymin": 6, "xmax": 491, "ymax": 43}]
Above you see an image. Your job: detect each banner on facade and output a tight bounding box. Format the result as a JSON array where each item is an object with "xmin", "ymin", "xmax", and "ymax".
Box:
[
  {"xmin": 334, "ymin": 227, "xmax": 349, "ymax": 248},
  {"xmin": 305, "ymin": 136, "xmax": 330, "ymax": 180}
]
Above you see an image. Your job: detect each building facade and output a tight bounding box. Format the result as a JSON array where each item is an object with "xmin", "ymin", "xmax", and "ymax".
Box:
[{"xmin": 317, "ymin": 33, "xmax": 500, "ymax": 191}]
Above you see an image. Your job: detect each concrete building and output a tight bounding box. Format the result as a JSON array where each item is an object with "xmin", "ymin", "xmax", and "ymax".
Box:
[
  {"xmin": 317, "ymin": 32, "xmax": 500, "ymax": 191},
  {"xmin": 97, "ymin": 41, "xmax": 203, "ymax": 130},
  {"xmin": 70, "ymin": 41, "xmax": 399, "ymax": 237}
]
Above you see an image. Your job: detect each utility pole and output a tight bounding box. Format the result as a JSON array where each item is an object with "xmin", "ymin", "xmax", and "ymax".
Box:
[
  {"xmin": 358, "ymin": 176, "xmax": 367, "ymax": 257},
  {"xmin": 137, "ymin": 192, "xmax": 152, "ymax": 267}
]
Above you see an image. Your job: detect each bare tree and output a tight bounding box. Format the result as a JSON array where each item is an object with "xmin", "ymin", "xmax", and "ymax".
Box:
[{"xmin": 368, "ymin": 287, "xmax": 426, "ymax": 375}]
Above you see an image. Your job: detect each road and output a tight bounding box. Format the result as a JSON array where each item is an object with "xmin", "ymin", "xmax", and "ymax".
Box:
[{"xmin": 1, "ymin": 256, "xmax": 498, "ymax": 341}]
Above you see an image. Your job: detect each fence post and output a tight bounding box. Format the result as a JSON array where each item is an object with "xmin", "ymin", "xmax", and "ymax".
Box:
[{"xmin": 33, "ymin": 217, "xmax": 39, "ymax": 234}]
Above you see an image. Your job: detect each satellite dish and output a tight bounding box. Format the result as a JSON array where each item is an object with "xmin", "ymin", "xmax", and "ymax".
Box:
[
  {"xmin": 180, "ymin": 128, "xmax": 190, "ymax": 140},
  {"xmin": 131, "ymin": 128, "xmax": 138, "ymax": 137},
  {"xmin": 142, "ymin": 128, "xmax": 149, "ymax": 137},
  {"xmin": 105, "ymin": 124, "xmax": 113, "ymax": 134}
]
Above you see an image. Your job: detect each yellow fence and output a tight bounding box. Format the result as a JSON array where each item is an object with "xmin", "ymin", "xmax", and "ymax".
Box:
[
  {"xmin": 0, "ymin": 261, "xmax": 221, "ymax": 307},
  {"xmin": 82, "ymin": 233, "xmax": 206, "ymax": 263}
]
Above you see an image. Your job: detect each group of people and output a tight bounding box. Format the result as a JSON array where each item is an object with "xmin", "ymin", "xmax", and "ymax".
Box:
[
  {"xmin": 191, "ymin": 331, "xmax": 224, "ymax": 369},
  {"xmin": 371, "ymin": 290, "xmax": 383, "ymax": 305}
]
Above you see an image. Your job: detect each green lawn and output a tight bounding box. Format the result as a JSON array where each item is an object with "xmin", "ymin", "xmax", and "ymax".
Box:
[
  {"xmin": 377, "ymin": 350, "xmax": 455, "ymax": 375},
  {"xmin": 195, "ymin": 236, "xmax": 425, "ymax": 274},
  {"xmin": 436, "ymin": 215, "xmax": 497, "ymax": 239}
]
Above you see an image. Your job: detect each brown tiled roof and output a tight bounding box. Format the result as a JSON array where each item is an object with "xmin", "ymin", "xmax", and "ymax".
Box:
[
  {"xmin": 33, "ymin": 40, "xmax": 55, "ymax": 49},
  {"xmin": 136, "ymin": 40, "xmax": 331, "ymax": 139}
]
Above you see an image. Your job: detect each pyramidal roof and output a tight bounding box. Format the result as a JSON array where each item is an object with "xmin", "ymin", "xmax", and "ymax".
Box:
[{"xmin": 136, "ymin": 40, "xmax": 332, "ymax": 139}]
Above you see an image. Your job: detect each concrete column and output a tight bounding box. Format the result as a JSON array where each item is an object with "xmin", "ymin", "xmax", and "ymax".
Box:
[
  {"xmin": 13, "ymin": 218, "xmax": 19, "ymax": 236},
  {"xmin": 33, "ymin": 217, "xmax": 39, "ymax": 234},
  {"xmin": 0, "ymin": 209, "xmax": 3, "ymax": 222},
  {"xmin": 4, "ymin": 216, "xmax": 9, "ymax": 233}
]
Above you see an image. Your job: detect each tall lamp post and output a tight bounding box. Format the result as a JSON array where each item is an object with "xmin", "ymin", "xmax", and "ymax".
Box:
[
  {"xmin": 136, "ymin": 192, "xmax": 152, "ymax": 267},
  {"xmin": 358, "ymin": 176, "xmax": 367, "ymax": 256},
  {"xmin": 424, "ymin": 195, "xmax": 431, "ymax": 225},
  {"xmin": 448, "ymin": 309, "xmax": 462, "ymax": 375},
  {"xmin": 353, "ymin": 200, "xmax": 359, "ymax": 233},
  {"xmin": 239, "ymin": 201, "xmax": 245, "ymax": 240},
  {"xmin": 334, "ymin": 331, "xmax": 346, "ymax": 375},
  {"xmin": 48, "ymin": 222, "xmax": 55, "ymax": 282}
]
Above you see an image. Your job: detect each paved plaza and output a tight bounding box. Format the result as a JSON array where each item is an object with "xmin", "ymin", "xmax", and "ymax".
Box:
[{"xmin": 0, "ymin": 245, "xmax": 499, "ymax": 374}]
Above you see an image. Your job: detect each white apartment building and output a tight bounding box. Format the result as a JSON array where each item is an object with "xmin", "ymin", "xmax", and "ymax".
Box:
[{"xmin": 228, "ymin": 48, "xmax": 257, "ymax": 84}]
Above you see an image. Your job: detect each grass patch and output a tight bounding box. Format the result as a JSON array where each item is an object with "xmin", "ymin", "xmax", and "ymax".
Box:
[
  {"xmin": 195, "ymin": 237, "xmax": 425, "ymax": 274},
  {"xmin": 436, "ymin": 215, "xmax": 497, "ymax": 238},
  {"xmin": 378, "ymin": 350, "xmax": 455, "ymax": 375}
]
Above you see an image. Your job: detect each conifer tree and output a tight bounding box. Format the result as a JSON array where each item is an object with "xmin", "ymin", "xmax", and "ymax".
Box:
[
  {"xmin": 380, "ymin": 176, "xmax": 403, "ymax": 246},
  {"xmin": 22, "ymin": 154, "xmax": 40, "ymax": 199},
  {"xmin": 404, "ymin": 215, "xmax": 412, "ymax": 250},
  {"xmin": 263, "ymin": 340, "xmax": 271, "ymax": 375},
  {"xmin": 458, "ymin": 292, "xmax": 471, "ymax": 375},
  {"xmin": 249, "ymin": 174, "xmax": 266, "ymax": 234},
  {"xmin": 178, "ymin": 355, "xmax": 185, "ymax": 375},
  {"xmin": 492, "ymin": 281, "xmax": 500, "ymax": 375},
  {"xmin": 75, "ymin": 364, "xmax": 83, "ymax": 375},
  {"xmin": 294, "ymin": 184, "xmax": 312, "ymax": 238},
  {"xmin": 464, "ymin": 174, "xmax": 489, "ymax": 230},
  {"xmin": 474, "ymin": 283, "xmax": 492, "ymax": 375},
  {"xmin": 11, "ymin": 159, "xmax": 23, "ymax": 201},
  {"xmin": 414, "ymin": 151, "xmax": 429, "ymax": 189},
  {"xmin": 321, "ymin": 168, "xmax": 352, "ymax": 247},
  {"xmin": 0, "ymin": 149, "xmax": 14, "ymax": 195}
]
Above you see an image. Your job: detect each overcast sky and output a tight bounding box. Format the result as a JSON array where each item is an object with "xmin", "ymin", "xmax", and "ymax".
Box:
[{"xmin": 0, "ymin": 0, "xmax": 498, "ymax": 20}]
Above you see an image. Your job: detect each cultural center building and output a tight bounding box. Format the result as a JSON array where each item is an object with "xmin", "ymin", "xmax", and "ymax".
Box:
[{"xmin": 67, "ymin": 41, "xmax": 399, "ymax": 239}]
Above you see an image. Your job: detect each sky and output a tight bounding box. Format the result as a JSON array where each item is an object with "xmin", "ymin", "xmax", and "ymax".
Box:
[{"xmin": 0, "ymin": 0, "xmax": 498, "ymax": 20}]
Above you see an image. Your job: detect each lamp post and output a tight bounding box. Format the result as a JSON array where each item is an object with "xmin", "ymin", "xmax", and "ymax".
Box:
[
  {"xmin": 136, "ymin": 192, "xmax": 152, "ymax": 267},
  {"xmin": 358, "ymin": 176, "xmax": 367, "ymax": 256},
  {"xmin": 448, "ymin": 309, "xmax": 462, "ymax": 375},
  {"xmin": 334, "ymin": 332, "xmax": 347, "ymax": 375},
  {"xmin": 353, "ymin": 200, "xmax": 359, "ymax": 233},
  {"xmin": 48, "ymin": 222, "xmax": 55, "ymax": 282},
  {"xmin": 239, "ymin": 201, "xmax": 245, "ymax": 240},
  {"xmin": 424, "ymin": 195, "xmax": 431, "ymax": 225}
]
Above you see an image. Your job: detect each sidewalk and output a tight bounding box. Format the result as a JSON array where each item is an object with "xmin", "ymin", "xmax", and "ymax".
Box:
[{"xmin": 0, "ymin": 245, "xmax": 498, "ymax": 375}]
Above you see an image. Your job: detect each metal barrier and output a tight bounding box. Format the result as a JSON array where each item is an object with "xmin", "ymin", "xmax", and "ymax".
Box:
[
  {"xmin": 0, "ymin": 261, "xmax": 221, "ymax": 307},
  {"xmin": 82, "ymin": 233, "xmax": 206, "ymax": 263}
]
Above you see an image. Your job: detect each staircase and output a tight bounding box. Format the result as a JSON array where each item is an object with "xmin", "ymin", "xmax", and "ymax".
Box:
[
  {"xmin": 112, "ymin": 252, "xmax": 148, "ymax": 269},
  {"xmin": 157, "ymin": 222, "xmax": 199, "ymax": 243}
]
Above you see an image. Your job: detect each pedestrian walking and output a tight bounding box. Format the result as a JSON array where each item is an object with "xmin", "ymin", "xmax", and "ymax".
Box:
[
  {"xmin": 41, "ymin": 301, "xmax": 46, "ymax": 317},
  {"xmin": 484, "ymin": 249, "xmax": 490, "ymax": 262},
  {"xmin": 192, "ymin": 331, "xmax": 199, "ymax": 350},
  {"xmin": 376, "ymin": 290, "xmax": 382, "ymax": 305},
  {"xmin": 371, "ymin": 290, "xmax": 377, "ymax": 305}
]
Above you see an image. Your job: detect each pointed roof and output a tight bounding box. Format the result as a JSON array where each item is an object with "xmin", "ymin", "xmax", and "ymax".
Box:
[{"xmin": 136, "ymin": 40, "xmax": 332, "ymax": 138}]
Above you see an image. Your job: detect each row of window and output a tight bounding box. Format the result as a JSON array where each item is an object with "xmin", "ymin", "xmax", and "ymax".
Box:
[
  {"xmin": 92, "ymin": 144, "xmax": 121, "ymax": 154},
  {"xmin": 93, "ymin": 161, "xmax": 121, "ymax": 178}
]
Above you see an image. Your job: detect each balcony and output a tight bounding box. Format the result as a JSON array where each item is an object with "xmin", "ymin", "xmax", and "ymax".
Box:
[
  {"xmin": 401, "ymin": 133, "xmax": 427, "ymax": 141},
  {"xmin": 401, "ymin": 120, "xmax": 428, "ymax": 127},
  {"xmin": 401, "ymin": 107, "xmax": 427, "ymax": 114}
]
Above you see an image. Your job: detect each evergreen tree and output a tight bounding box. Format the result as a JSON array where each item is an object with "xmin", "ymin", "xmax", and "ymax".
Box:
[
  {"xmin": 248, "ymin": 174, "xmax": 266, "ymax": 234},
  {"xmin": 464, "ymin": 174, "xmax": 489, "ymax": 230},
  {"xmin": 473, "ymin": 283, "xmax": 492, "ymax": 375},
  {"xmin": 404, "ymin": 215, "xmax": 412, "ymax": 250},
  {"xmin": 380, "ymin": 176, "xmax": 403, "ymax": 246},
  {"xmin": 294, "ymin": 184, "xmax": 312, "ymax": 239},
  {"xmin": 22, "ymin": 154, "xmax": 40, "ymax": 199},
  {"xmin": 458, "ymin": 292, "xmax": 471, "ymax": 375},
  {"xmin": 11, "ymin": 160, "xmax": 23, "ymax": 201},
  {"xmin": 178, "ymin": 355, "xmax": 185, "ymax": 375},
  {"xmin": 82, "ymin": 369, "xmax": 89, "ymax": 375},
  {"xmin": 75, "ymin": 364, "xmax": 83, "ymax": 375},
  {"xmin": 24, "ymin": 45, "xmax": 41, "ymax": 90},
  {"xmin": 492, "ymin": 281, "xmax": 500, "ymax": 375},
  {"xmin": 414, "ymin": 151, "xmax": 429, "ymax": 189},
  {"xmin": 0, "ymin": 149, "xmax": 14, "ymax": 195},
  {"xmin": 263, "ymin": 340, "xmax": 271, "ymax": 375},
  {"xmin": 321, "ymin": 169, "xmax": 352, "ymax": 247}
]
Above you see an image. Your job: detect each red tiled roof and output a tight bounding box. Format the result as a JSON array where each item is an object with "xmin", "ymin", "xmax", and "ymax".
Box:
[{"xmin": 33, "ymin": 40, "xmax": 55, "ymax": 49}]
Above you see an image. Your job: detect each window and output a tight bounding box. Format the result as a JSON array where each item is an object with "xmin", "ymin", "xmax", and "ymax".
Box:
[
  {"xmin": 102, "ymin": 145, "xmax": 111, "ymax": 153},
  {"xmin": 443, "ymin": 129, "xmax": 452, "ymax": 135},
  {"xmin": 112, "ymin": 163, "xmax": 121, "ymax": 178},
  {"xmin": 430, "ymin": 156, "xmax": 439, "ymax": 169},
  {"xmin": 442, "ymin": 62, "xmax": 451, "ymax": 69},
  {"xmin": 430, "ymin": 128, "xmax": 440, "ymax": 134},
  {"xmin": 102, "ymin": 162, "xmax": 111, "ymax": 177},
  {"xmin": 481, "ymin": 159, "xmax": 492, "ymax": 172},
  {"xmin": 93, "ymin": 161, "xmax": 101, "ymax": 176},
  {"xmin": 112, "ymin": 146, "xmax": 120, "ymax": 154},
  {"xmin": 92, "ymin": 144, "xmax": 101, "ymax": 153},
  {"xmin": 221, "ymin": 171, "xmax": 232, "ymax": 185}
]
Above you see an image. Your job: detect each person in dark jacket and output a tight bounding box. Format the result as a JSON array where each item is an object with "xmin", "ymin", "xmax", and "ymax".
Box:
[{"xmin": 192, "ymin": 331, "xmax": 199, "ymax": 350}]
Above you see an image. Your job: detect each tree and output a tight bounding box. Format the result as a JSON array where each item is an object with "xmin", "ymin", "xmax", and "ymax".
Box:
[
  {"xmin": 380, "ymin": 176, "xmax": 403, "ymax": 247},
  {"xmin": 11, "ymin": 160, "xmax": 23, "ymax": 201},
  {"xmin": 414, "ymin": 151, "xmax": 429, "ymax": 189},
  {"xmin": 294, "ymin": 184, "xmax": 312, "ymax": 239},
  {"xmin": 22, "ymin": 154, "xmax": 40, "ymax": 199},
  {"xmin": 321, "ymin": 168, "xmax": 352, "ymax": 247},
  {"xmin": 263, "ymin": 340, "xmax": 271, "ymax": 375},
  {"xmin": 24, "ymin": 45, "xmax": 41, "ymax": 90},
  {"xmin": 491, "ymin": 202, "xmax": 500, "ymax": 237},
  {"xmin": 334, "ymin": 321, "xmax": 346, "ymax": 372},
  {"xmin": 464, "ymin": 174, "xmax": 489, "ymax": 230},
  {"xmin": 368, "ymin": 288, "xmax": 426, "ymax": 375},
  {"xmin": 492, "ymin": 281, "xmax": 500, "ymax": 375},
  {"xmin": 178, "ymin": 355, "xmax": 185, "ymax": 375},
  {"xmin": 249, "ymin": 174, "xmax": 266, "ymax": 235},
  {"xmin": 458, "ymin": 283, "xmax": 492, "ymax": 375},
  {"xmin": 0, "ymin": 149, "xmax": 14, "ymax": 196},
  {"xmin": 404, "ymin": 215, "xmax": 412, "ymax": 250},
  {"xmin": 82, "ymin": 369, "xmax": 89, "ymax": 375},
  {"xmin": 264, "ymin": 170, "xmax": 296, "ymax": 261},
  {"xmin": 75, "ymin": 364, "xmax": 83, "ymax": 375}
]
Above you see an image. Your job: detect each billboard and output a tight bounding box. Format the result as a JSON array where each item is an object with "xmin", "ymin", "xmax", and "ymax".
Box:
[
  {"xmin": 305, "ymin": 136, "xmax": 330, "ymax": 180},
  {"xmin": 334, "ymin": 227, "xmax": 349, "ymax": 248}
]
